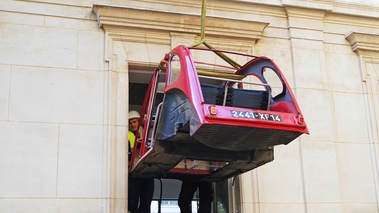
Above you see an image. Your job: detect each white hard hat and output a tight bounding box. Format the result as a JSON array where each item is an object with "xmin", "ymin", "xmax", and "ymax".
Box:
[{"xmin": 128, "ymin": 110, "xmax": 140, "ymax": 120}]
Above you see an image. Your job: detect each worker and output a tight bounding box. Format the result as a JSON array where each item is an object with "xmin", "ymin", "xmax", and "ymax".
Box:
[
  {"xmin": 128, "ymin": 110, "xmax": 154, "ymax": 213},
  {"xmin": 178, "ymin": 180, "xmax": 213, "ymax": 213}
]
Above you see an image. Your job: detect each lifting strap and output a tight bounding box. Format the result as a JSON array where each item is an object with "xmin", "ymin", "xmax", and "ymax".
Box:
[
  {"xmin": 191, "ymin": 0, "xmax": 242, "ymax": 69},
  {"xmin": 197, "ymin": 70, "xmax": 244, "ymax": 80}
]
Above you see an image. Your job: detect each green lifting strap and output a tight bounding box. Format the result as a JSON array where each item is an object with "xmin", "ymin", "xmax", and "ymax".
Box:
[{"xmin": 191, "ymin": 0, "xmax": 241, "ymax": 69}]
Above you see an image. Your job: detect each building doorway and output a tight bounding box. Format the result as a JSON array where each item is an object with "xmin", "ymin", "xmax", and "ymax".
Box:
[{"xmin": 129, "ymin": 69, "xmax": 231, "ymax": 213}]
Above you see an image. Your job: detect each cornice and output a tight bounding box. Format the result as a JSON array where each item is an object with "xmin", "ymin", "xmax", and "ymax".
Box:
[
  {"xmin": 331, "ymin": 1, "xmax": 379, "ymax": 19},
  {"xmin": 345, "ymin": 31, "xmax": 379, "ymax": 55},
  {"xmin": 282, "ymin": 0, "xmax": 333, "ymax": 11},
  {"xmin": 284, "ymin": 5, "xmax": 329, "ymax": 20},
  {"xmin": 324, "ymin": 12, "xmax": 379, "ymax": 29},
  {"xmin": 92, "ymin": 4, "xmax": 269, "ymax": 43}
]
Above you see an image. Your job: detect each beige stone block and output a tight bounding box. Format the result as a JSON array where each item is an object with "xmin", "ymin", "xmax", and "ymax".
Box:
[
  {"xmin": 78, "ymin": 30, "xmax": 105, "ymax": 71},
  {"xmin": 345, "ymin": 203, "xmax": 379, "ymax": 213},
  {"xmin": 262, "ymin": 16, "xmax": 288, "ymax": 29},
  {"xmin": 9, "ymin": 66, "xmax": 105, "ymax": 124},
  {"xmin": 292, "ymin": 48, "xmax": 325, "ymax": 89},
  {"xmin": 324, "ymin": 22, "xmax": 346, "ymax": 35},
  {"xmin": 325, "ymin": 53, "xmax": 362, "ymax": 93},
  {"xmin": 333, "ymin": 3, "xmax": 379, "ymax": 17},
  {"xmin": 110, "ymin": 70, "xmax": 128, "ymax": 126},
  {"xmin": 283, "ymin": 0, "xmax": 333, "ymax": 10},
  {"xmin": 288, "ymin": 17, "xmax": 324, "ymax": 30},
  {"xmin": 57, "ymin": 124, "xmax": 105, "ymax": 197},
  {"xmin": 301, "ymin": 142, "xmax": 341, "ymax": 202},
  {"xmin": 0, "ymin": 0, "xmax": 93, "ymax": 19},
  {"xmin": 296, "ymin": 89, "xmax": 335, "ymax": 142},
  {"xmin": 115, "ymin": 125, "xmax": 127, "ymax": 199},
  {"xmin": 120, "ymin": 41, "xmax": 168, "ymax": 64},
  {"xmin": 290, "ymin": 38, "xmax": 324, "ymax": 50},
  {"xmin": 331, "ymin": 44, "xmax": 356, "ymax": 54},
  {"xmin": 147, "ymin": 43, "xmax": 172, "ymax": 63},
  {"xmin": 306, "ymin": 203, "xmax": 344, "ymax": 213},
  {"xmin": 332, "ymin": 92, "xmax": 369, "ymax": 143},
  {"xmin": 0, "ymin": 198, "xmax": 105, "ymax": 213},
  {"xmin": 256, "ymin": 143, "xmax": 304, "ymax": 203},
  {"xmin": 45, "ymin": 16, "xmax": 99, "ymax": 30},
  {"xmin": 0, "ymin": 23, "xmax": 77, "ymax": 69},
  {"xmin": 0, "ymin": 121, "xmax": 59, "ymax": 197},
  {"xmin": 0, "ymin": 11, "xmax": 44, "ymax": 25},
  {"xmin": 0, "ymin": 65, "xmax": 11, "ymax": 121},
  {"xmin": 240, "ymin": 203, "xmax": 259, "ymax": 213},
  {"xmin": 324, "ymin": 21, "xmax": 378, "ymax": 36},
  {"xmin": 324, "ymin": 43, "xmax": 334, "ymax": 53},
  {"xmin": 336, "ymin": 143, "xmax": 377, "ymax": 202},
  {"xmin": 240, "ymin": 171, "xmax": 260, "ymax": 207},
  {"xmin": 21, "ymin": 0, "xmax": 93, "ymax": 6},
  {"xmin": 257, "ymin": 37, "xmax": 291, "ymax": 49},
  {"xmin": 347, "ymin": 0, "xmax": 379, "ymax": 7},
  {"xmin": 170, "ymin": 32, "xmax": 196, "ymax": 48},
  {"xmin": 257, "ymin": 203, "xmax": 305, "ymax": 213},
  {"xmin": 324, "ymin": 33, "xmax": 350, "ymax": 46},
  {"xmin": 366, "ymin": 63, "xmax": 379, "ymax": 95}
]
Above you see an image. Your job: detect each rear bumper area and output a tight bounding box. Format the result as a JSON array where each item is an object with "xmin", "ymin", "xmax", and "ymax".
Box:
[{"xmin": 192, "ymin": 123, "xmax": 303, "ymax": 151}]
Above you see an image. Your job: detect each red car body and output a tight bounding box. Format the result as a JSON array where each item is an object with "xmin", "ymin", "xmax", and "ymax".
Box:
[{"xmin": 129, "ymin": 45, "xmax": 308, "ymax": 182}]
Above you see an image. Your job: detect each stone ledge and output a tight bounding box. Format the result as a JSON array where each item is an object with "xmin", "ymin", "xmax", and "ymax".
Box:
[
  {"xmin": 92, "ymin": 4, "xmax": 268, "ymax": 44},
  {"xmin": 346, "ymin": 31, "xmax": 379, "ymax": 54},
  {"xmin": 282, "ymin": 0, "xmax": 333, "ymax": 11}
]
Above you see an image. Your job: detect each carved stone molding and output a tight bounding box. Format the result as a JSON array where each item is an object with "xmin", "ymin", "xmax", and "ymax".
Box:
[
  {"xmin": 284, "ymin": 6, "xmax": 329, "ymax": 20},
  {"xmin": 92, "ymin": 4, "xmax": 268, "ymax": 46},
  {"xmin": 346, "ymin": 32, "xmax": 379, "ymax": 57},
  {"xmin": 282, "ymin": 0, "xmax": 333, "ymax": 11}
]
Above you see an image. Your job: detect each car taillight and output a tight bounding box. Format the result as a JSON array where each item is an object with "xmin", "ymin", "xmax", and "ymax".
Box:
[
  {"xmin": 296, "ymin": 114, "xmax": 304, "ymax": 125},
  {"xmin": 209, "ymin": 105, "xmax": 218, "ymax": 115}
]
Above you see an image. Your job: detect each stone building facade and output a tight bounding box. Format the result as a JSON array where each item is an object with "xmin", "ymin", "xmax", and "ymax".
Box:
[{"xmin": 0, "ymin": 0, "xmax": 378, "ymax": 212}]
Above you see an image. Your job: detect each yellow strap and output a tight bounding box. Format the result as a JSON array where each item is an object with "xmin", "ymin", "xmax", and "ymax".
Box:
[
  {"xmin": 190, "ymin": 0, "xmax": 241, "ymax": 69},
  {"xmin": 197, "ymin": 70, "xmax": 244, "ymax": 80},
  {"xmin": 156, "ymin": 64, "xmax": 243, "ymax": 80},
  {"xmin": 202, "ymin": 41, "xmax": 241, "ymax": 68},
  {"xmin": 191, "ymin": 0, "xmax": 207, "ymax": 47}
]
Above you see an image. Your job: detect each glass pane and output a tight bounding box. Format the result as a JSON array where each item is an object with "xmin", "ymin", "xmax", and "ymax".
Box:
[
  {"xmin": 262, "ymin": 67, "xmax": 283, "ymax": 98},
  {"xmin": 215, "ymin": 180, "xmax": 229, "ymax": 213},
  {"xmin": 169, "ymin": 55, "xmax": 181, "ymax": 84},
  {"xmin": 151, "ymin": 200, "xmax": 200, "ymax": 213},
  {"xmin": 242, "ymin": 75, "xmax": 266, "ymax": 91}
]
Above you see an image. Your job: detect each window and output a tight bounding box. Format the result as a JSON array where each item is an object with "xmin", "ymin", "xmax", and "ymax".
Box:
[
  {"xmin": 262, "ymin": 67, "xmax": 283, "ymax": 98},
  {"xmin": 169, "ymin": 54, "xmax": 181, "ymax": 84},
  {"xmin": 241, "ymin": 75, "xmax": 266, "ymax": 91}
]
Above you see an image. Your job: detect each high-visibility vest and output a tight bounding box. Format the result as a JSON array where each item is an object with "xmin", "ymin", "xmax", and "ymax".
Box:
[{"xmin": 128, "ymin": 131, "xmax": 136, "ymax": 148}]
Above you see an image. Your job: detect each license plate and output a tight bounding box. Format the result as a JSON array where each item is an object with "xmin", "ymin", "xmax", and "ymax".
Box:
[{"xmin": 231, "ymin": 110, "xmax": 282, "ymax": 122}]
